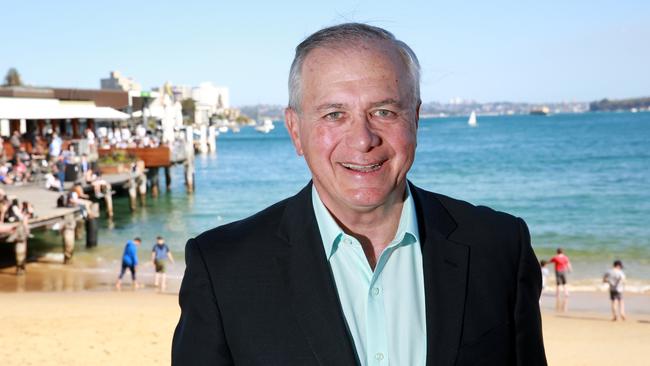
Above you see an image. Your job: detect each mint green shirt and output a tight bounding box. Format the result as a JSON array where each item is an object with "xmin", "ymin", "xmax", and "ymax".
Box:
[{"xmin": 312, "ymin": 186, "xmax": 427, "ymax": 366}]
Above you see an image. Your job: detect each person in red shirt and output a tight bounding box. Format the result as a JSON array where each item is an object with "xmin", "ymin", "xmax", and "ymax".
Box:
[{"xmin": 549, "ymin": 248, "xmax": 572, "ymax": 306}]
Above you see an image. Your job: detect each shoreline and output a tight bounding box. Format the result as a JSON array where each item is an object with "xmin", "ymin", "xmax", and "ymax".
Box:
[
  {"xmin": 2, "ymin": 261, "xmax": 650, "ymax": 315},
  {"xmin": 1, "ymin": 281, "xmax": 648, "ymax": 366},
  {"xmin": 0, "ymin": 261, "xmax": 183, "ymax": 293},
  {"xmin": 2, "ymin": 259, "xmax": 650, "ymax": 294}
]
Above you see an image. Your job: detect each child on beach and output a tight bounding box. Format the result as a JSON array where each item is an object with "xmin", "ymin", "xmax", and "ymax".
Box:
[
  {"xmin": 540, "ymin": 260, "xmax": 549, "ymax": 291},
  {"xmin": 603, "ymin": 260, "xmax": 626, "ymax": 321},
  {"xmin": 151, "ymin": 236, "xmax": 174, "ymax": 291},
  {"xmin": 115, "ymin": 237, "xmax": 141, "ymax": 290}
]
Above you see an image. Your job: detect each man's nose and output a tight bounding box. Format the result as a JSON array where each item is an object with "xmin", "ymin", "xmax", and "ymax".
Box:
[{"xmin": 345, "ymin": 114, "xmax": 380, "ymax": 152}]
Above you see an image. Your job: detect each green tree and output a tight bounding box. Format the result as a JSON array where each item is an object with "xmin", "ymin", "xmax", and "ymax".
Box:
[
  {"xmin": 181, "ymin": 98, "xmax": 195, "ymax": 124},
  {"xmin": 3, "ymin": 68, "xmax": 23, "ymax": 86}
]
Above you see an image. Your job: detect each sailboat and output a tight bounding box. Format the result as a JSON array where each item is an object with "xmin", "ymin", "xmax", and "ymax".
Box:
[{"xmin": 467, "ymin": 111, "xmax": 478, "ymax": 127}]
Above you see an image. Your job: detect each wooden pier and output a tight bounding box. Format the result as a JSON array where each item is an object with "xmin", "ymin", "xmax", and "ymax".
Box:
[{"xmin": 0, "ymin": 185, "xmax": 84, "ymax": 274}]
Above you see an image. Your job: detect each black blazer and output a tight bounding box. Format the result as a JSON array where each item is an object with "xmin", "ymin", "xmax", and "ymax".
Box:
[{"xmin": 172, "ymin": 182, "xmax": 547, "ymax": 365}]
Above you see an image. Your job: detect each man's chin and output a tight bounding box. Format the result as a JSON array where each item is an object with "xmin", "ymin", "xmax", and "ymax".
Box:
[{"xmin": 340, "ymin": 187, "xmax": 400, "ymax": 210}]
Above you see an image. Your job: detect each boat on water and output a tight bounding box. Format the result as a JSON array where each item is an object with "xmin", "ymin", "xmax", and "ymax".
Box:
[
  {"xmin": 255, "ymin": 118, "xmax": 275, "ymax": 133},
  {"xmin": 530, "ymin": 106, "xmax": 550, "ymax": 115},
  {"xmin": 467, "ymin": 111, "xmax": 478, "ymax": 127}
]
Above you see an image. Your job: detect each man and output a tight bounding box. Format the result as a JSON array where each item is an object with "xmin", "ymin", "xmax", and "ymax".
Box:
[
  {"xmin": 151, "ymin": 235, "xmax": 175, "ymax": 291},
  {"xmin": 549, "ymin": 247, "xmax": 572, "ymax": 303},
  {"xmin": 173, "ymin": 23, "xmax": 546, "ymax": 365},
  {"xmin": 115, "ymin": 237, "xmax": 141, "ymax": 290},
  {"xmin": 603, "ymin": 260, "xmax": 626, "ymax": 321}
]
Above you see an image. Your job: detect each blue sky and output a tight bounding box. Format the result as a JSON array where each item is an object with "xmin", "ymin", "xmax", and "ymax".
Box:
[{"xmin": 4, "ymin": 0, "xmax": 649, "ymax": 106}]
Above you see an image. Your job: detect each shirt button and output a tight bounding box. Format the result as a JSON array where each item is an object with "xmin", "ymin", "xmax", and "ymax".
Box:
[
  {"xmin": 375, "ymin": 352, "xmax": 384, "ymax": 361},
  {"xmin": 372, "ymin": 287, "xmax": 381, "ymax": 296}
]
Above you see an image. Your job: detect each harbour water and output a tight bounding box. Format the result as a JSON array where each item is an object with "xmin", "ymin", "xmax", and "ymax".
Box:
[{"xmin": 25, "ymin": 111, "xmax": 650, "ymax": 288}]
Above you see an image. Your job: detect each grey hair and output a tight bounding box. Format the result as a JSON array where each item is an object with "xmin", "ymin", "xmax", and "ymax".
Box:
[{"xmin": 288, "ymin": 23, "xmax": 421, "ymax": 112}]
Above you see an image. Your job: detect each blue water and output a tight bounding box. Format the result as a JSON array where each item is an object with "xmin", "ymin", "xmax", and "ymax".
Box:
[{"xmin": 32, "ymin": 111, "xmax": 650, "ymax": 281}]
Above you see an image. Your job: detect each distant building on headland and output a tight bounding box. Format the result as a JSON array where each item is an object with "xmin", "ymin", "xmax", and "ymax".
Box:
[{"xmin": 101, "ymin": 71, "xmax": 142, "ymax": 92}]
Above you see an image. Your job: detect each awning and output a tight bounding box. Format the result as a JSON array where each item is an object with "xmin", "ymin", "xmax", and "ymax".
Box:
[{"xmin": 0, "ymin": 97, "xmax": 129, "ymax": 120}]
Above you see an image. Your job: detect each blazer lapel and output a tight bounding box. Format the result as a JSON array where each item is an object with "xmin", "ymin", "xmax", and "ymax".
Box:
[
  {"xmin": 276, "ymin": 183, "xmax": 359, "ymax": 365},
  {"xmin": 411, "ymin": 184, "xmax": 469, "ymax": 366}
]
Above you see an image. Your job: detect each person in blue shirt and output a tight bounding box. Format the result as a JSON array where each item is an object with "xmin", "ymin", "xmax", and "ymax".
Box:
[
  {"xmin": 115, "ymin": 237, "xmax": 141, "ymax": 290},
  {"xmin": 151, "ymin": 236, "xmax": 174, "ymax": 291}
]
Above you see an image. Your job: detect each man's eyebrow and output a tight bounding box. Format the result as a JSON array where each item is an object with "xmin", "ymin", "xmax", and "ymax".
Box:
[
  {"xmin": 370, "ymin": 98, "xmax": 402, "ymax": 108},
  {"xmin": 316, "ymin": 103, "xmax": 345, "ymax": 111}
]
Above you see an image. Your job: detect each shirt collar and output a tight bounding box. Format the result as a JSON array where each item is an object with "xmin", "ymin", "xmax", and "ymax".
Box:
[{"xmin": 312, "ymin": 184, "xmax": 420, "ymax": 260}]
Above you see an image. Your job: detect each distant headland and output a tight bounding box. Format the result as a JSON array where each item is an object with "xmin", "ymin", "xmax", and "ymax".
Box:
[
  {"xmin": 240, "ymin": 95, "xmax": 650, "ymax": 120},
  {"xmin": 589, "ymin": 97, "xmax": 650, "ymax": 112}
]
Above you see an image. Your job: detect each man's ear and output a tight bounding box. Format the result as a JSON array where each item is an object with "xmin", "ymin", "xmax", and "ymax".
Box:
[
  {"xmin": 415, "ymin": 100, "xmax": 421, "ymax": 129},
  {"xmin": 284, "ymin": 107, "xmax": 304, "ymax": 156}
]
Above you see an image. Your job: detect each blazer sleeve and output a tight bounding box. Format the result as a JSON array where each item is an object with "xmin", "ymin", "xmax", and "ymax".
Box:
[
  {"xmin": 514, "ymin": 218, "xmax": 548, "ymax": 365},
  {"xmin": 172, "ymin": 238, "xmax": 234, "ymax": 365}
]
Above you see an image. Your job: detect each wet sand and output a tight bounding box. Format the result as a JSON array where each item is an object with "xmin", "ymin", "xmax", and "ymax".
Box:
[{"xmin": 1, "ymin": 265, "xmax": 649, "ymax": 366}]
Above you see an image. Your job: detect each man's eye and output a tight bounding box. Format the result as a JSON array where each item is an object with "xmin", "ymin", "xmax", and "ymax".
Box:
[
  {"xmin": 371, "ymin": 109, "xmax": 396, "ymax": 118},
  {"xmin": 324, "ymin": 112, "xmax": 343, "ymax": 120}
]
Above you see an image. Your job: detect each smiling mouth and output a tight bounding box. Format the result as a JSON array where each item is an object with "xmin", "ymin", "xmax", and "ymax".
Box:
[{"xmin": 340, "ymin": 161, "xmax": 384, "ymax": 173}]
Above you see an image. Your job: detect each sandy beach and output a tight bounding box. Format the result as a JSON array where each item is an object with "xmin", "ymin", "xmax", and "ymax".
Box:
[{"xmin": 1, "ymin": 266, "xmax": 649, "ymax": 366}]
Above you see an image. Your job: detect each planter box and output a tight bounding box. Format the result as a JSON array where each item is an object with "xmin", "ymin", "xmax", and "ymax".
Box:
[
  {"xmin": 98, "ymin": 163, "xmax": 131, "ymax": 175},
  {"xmin": 98, "ymin": 146, "xmax": 172, "ymax": 168}
]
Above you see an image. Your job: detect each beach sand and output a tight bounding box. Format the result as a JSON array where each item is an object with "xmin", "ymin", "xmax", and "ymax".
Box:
[{"xmin": 1, "ymin": 267, "xmax": 649, "ymax": 366}]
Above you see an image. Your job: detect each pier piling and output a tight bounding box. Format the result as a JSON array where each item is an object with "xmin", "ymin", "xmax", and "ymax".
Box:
[
  {"xmin": 138, "ymin": 174, "xmax": 147, "ymax": 206},
  {"xmin": 85, "ymin": 205, "xmax": 99, "ymax": 248},
  {"xmin": 75, "ymin": 219, "xmax": 84, "ymax": 240},
  {"xmin": 14, "ymin": 223, "xmax": 28, "ymax": 275},
  {"xmin": 62, "ymin": 215, "xmax": 76, "ymax": 264},
  {"xmin": 185, "ymin": 159, "xmax": 195, "ymax": 193},
  {"xmin": 104, "ymin": 184, "xmax": 114, "ymax": 218},
  {"xmin": 165, "ymin": 167, "xmax": 171, "ymax": 190},
  {"xmin": 148, "ymin": 167, "xmax": 160, "ymax": 198},
  {"xmin": 128, "ymin": 178, "xmax": 137, "ymax": 211}
]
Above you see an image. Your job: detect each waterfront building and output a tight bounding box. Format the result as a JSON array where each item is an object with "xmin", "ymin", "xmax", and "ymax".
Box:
[
  {"xmin": 190, "ymin": 82, "xmax": 230, "ymax": 125},
  {"xmin": 0, "ymin": 86, "xmax": 129, "ymax": 151}
]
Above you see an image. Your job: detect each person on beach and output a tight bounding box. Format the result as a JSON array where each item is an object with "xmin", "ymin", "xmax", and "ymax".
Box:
[
  {"xmin": 550, "ymin": 248, "xmax": 572, "ymax": 300},
  {"xmin": 540, "ymin": 259, "xmax": 549, "ymax": 291},
  {"xmin": 151, "ymin": 236, "xmax": 174, "ymax": 291},
  {"xmin": 173, "ymin": 23, "xmax": 547, "ymax": 365},
  {"xmin": 115, "ymin": 237, "xmax": 141, "ymax": 290},
  {"xmin": 603, "ymin": 260, "xmax": 626, "ymax": 321}
]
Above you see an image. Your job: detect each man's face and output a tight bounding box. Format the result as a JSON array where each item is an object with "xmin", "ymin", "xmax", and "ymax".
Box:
[{"xmin": 285, "ymin": 40, "xmax": 419, "ymax": 214}]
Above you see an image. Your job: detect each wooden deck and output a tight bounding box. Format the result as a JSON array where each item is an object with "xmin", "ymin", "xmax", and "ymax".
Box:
[
  {"xmin": 0, "ymin": 172, "xmax": 130, "ymax": 236},
  {"xmin": 2, "ymin": 185, "xmax": 80, "ymax": 232}
]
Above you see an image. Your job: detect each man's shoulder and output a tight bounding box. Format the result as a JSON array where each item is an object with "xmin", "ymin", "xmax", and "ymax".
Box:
[
  {"xmin": 412, "ymin": 186, "xmax": 525, "ymax": 255},
  {"xmin": 416, "ymin": 186, "xmax": 521, "ymax": 228}
]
